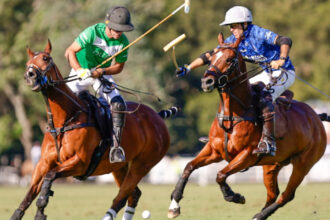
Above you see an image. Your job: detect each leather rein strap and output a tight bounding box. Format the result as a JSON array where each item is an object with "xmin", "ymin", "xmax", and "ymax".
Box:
[
  {"xmin": 212, "ymin": 47, "xmax": 257, "ymax": 161},
  {"xmin": 36, "ymin": 61, "xmax": 95, "ymax": 164},
  {"xmin": 217, "ymin": 92, "xmax": 256, "ymax": 162}
]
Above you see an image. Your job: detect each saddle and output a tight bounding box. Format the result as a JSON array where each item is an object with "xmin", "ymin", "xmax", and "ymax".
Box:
[
  {"xmin": 78, "ymin": 91, "xmax": 112, "ymax": 139},
  {"xmin": 75, "ymin": 91, "xmax": 113, "ymax": 181}
]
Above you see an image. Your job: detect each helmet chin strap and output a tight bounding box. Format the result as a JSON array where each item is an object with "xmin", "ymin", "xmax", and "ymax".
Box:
[{"xmin": 241, "ymin": 22, "xmax": 248, "ymax": 31}]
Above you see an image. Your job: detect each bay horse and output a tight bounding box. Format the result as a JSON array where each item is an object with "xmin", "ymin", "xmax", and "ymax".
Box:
[
  {"xmin": 10, "ymin": 40, "xmax": 178, "ymax": 220},
  {"xmin": 168, "ymin": 33, "xmax": 328, "ymax": 220}
]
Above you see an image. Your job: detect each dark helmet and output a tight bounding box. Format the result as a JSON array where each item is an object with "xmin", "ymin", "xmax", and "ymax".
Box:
[{"xmin": 105, "ymin": 6, "xmax": 134, "ymax": 32}]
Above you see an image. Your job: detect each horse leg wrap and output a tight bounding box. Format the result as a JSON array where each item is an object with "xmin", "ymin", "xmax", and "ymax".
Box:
[
  {"xmin": 122, "ymin": 206, "xmax": 135, "ymax": 220},
  {"xmin": 171, "ymin": 177, "xmax": 188, "ymax": 202},
  {"xmin": 253, "ymin": 203, "xmax": 280, "ymax": 220},
  {"xmin": 9, "ymin": 209, "xmax": 25, "ymax": 220},
  {"xmin": 37, "ymin": 181, "xmax": 54, "ymax": 208},
  {"xmin": 102, "ymin": 208, "xmax": 117, "ymax": 220},
  {"xmin": 35, "ymin": 211, "xmax": 47, "ymax": 220},
  {"xmin": 130, "ymin": 188, "xmax": 142, "ymax": 207},
  {"xmin": 112, "ymin": 196, "xmax": 128, "ymax": 213},
  {"xmin": 220, "ymin": 182, "xmax": 245, "ymax": 204}
]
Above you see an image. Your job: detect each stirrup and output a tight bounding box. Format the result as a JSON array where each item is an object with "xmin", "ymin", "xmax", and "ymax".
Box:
[
  {"xmin": 253, "ymin": 140, "xmax": 276, "ymax": 156},
  {"xmin": 109, "ymin": 146, "xmax": 126, "ymax": 163}
]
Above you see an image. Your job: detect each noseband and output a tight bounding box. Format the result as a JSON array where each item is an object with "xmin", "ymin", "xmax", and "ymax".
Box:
[
  {"xmin": 26, "ymin": 54, "xmax": 57, "ymax": 89},
  {"xmin": 204, "ymin": 47, "xmax": 239, "ymax": 89},
  {"xmin": 26, "ymin": 53, "xmax": 89, "ymax": 164}
]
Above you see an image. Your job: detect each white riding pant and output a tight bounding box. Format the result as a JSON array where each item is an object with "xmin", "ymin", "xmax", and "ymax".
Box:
[
  {"xmin": 66, "ymin": 68, "xmax": 120, "ymax": 104},
  {"xmin": 249, "ymin": 69, "xmax": 295, "ymax": 100}
]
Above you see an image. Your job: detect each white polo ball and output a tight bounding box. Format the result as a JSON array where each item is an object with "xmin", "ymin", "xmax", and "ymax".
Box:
[{"xmin": 142, "ymin": 210, "xmax": 151, "ymax": 219}]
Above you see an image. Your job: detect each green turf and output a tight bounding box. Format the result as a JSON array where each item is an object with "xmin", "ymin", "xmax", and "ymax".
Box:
[{"xmin": 1, "ymin": 182, "xmax": 330, "ymax": 220}]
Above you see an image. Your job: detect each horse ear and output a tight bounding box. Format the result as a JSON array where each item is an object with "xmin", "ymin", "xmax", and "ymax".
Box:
[
  {"xmin": 233, "ymin": 34, "xmax": 244, "ymax": 49},
  {"xmin": 218, "ymin": 33, "xmax": 224, "ymax": 45},
  {"xmin": 44, "ymin": 39, "xmax": 52, "ymax": 54},
  {"xmin": 26, "ymin": 47, "xmax": 34, "ymax": 59}
]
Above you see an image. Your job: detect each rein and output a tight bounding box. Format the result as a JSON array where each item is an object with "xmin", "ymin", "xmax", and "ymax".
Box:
[
  {"xmin": 207, "ymin": 47, "xmax": 258, "ymax": 161},
  {"xmin": 28, "ymin": 58, "xmax": 94, "ymax": 163}
]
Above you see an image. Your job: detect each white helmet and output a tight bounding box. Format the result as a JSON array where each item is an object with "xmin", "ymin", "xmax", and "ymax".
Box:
[{"xmin": 220, "ymin": 6, "xmax": 253, "ymax": 26}]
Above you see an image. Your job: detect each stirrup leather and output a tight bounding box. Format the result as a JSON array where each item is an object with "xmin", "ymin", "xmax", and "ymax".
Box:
[{"xmin": 109, "ymin": 146, "xmax": 126, "ymax": 163}]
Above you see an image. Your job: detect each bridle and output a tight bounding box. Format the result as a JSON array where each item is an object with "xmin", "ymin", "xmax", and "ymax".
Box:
[
  {"xmin": 204, "ymin": 46, "xmax": 239, "ymax": 89},
  {"xmin": 203, "ymin": 47, "xmax": 257, "ymax": 161},
  {"xmin": 26, "ymin": 53, "xmax": 91, "ymax": 163}
]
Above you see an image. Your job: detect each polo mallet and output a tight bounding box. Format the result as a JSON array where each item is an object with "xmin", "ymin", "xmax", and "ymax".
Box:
[
  {"xmin": 163, "ymin": 34, "xmax": 186, "ymax": 70},
  {"xmin": 91, "ymin": 0, "xmax": 191, "ymax": 72}
]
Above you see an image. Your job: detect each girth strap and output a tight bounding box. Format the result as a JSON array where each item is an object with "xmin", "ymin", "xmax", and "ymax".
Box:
[
  {"xmin": 217, "ymin": 95, "xmax": 256, "ymax": 162},
  {"xmin": 47, "ymin": 123, "xmax": 95, "ymax": 136}
]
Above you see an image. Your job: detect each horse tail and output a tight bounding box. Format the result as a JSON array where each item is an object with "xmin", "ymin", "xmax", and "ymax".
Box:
[
  {"xmin": 158, "ymin": 106, "xmax": 181, "ymax": 119},
  {"xmin": 318, "ymin": 113, "xmax": 330, "ymax": 122}
]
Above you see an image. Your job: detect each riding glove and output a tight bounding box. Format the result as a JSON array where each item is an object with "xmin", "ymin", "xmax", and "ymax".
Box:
[
  {"xmin": 175, "ymin": 64, "xmax": 191, "ymax": 78},
  {"xmin": 77, "ymin": 68, "xmax": 91, "ymax": 80}
]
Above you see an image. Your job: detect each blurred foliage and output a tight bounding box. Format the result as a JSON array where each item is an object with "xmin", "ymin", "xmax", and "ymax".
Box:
[{"xmin": 0, "ymin": 0, "xmax": 329, "ymax": 159}]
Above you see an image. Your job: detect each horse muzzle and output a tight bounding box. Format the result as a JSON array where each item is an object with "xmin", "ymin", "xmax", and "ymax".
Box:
[
  {"xmin": 201, "ymin": 76, "xmax": 215, "ymax": 92},
  {"xmin": 24, "ymin": 68, "xmax": 42, "ymax": 92}
]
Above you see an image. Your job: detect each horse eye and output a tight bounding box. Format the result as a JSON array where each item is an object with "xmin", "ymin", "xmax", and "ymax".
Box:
[
  {"xmin": 43, "ymin": 56, "xmax": 48, "ymax": 62},
  {"xmin": 226, "ymin": 58, "xmax": 233, "ymax": 63}
]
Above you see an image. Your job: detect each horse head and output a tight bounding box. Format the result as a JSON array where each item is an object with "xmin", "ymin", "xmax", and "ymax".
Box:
[
  {"xmin": 201, "ymin": 33, "xmax": 243, "ymax": 92},
  {"xmin": 25, "ymin": 39, "xmax": 60, "ymax": 92}
]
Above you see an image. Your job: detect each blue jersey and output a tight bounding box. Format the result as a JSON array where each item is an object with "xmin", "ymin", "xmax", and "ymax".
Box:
[{"xmin": 224, "ymin": 24, "xmax": 295, "ymax": 71}]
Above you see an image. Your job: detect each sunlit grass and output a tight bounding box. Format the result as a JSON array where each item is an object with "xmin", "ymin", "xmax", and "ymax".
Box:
[{"xmin": 1, "ymin": 183, "xmax": 330, "ymax": 220}]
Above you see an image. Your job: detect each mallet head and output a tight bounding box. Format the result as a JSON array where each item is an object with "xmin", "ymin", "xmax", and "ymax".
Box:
[
  {"xmin": 163, "ymin": 34, "xmax": 186, "ymax": 52},
  {"xmin": 184, "ymin": 0, "xmax": 190, "ymax": 14}
]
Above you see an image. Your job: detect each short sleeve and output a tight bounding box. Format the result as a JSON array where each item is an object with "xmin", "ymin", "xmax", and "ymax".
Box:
[
  {"xmin": 75, "ymin": 26, "xmax": 95, "ymax": 49},
  {"xmin": 256, "ymin": 26, "xmax": 277, "ymax": 45},
  {"xmin": 115, "ymin": 35, "xmax": 129, "ymax": 63}
]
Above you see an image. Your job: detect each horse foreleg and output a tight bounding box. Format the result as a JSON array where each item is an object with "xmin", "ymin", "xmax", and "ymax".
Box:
[
  {"xmin": 35, "ymin": 155, "xmax": 83, "ymax": 220},
  {"xmin": 10, "ymin": 163, "xmax": 46, "ymax": 220},
  {"xmin": 35, "ymin": 170, "xmax": 56, "ymax": 220},
  {"xmin": 216, "ymin": 148, "xmax": 257, "ymax": 205},
  {"xmin": 168, "ymin": 142, "xmax": 222, "ymax": 219},
  {"xmin": 262, "ymin": 164, "xmax": 283, "ymax": 209}
]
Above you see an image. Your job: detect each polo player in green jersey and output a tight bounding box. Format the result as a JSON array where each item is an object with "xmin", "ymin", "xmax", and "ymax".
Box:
[{"xmin": 65, "ymin": 6, "xmax": 134, "ymax": 163}]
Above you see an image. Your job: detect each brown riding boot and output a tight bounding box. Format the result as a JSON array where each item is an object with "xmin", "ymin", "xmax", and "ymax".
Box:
[{"xmin": 253, "ymin": 95, "xmax": 276, "ymax": 156}]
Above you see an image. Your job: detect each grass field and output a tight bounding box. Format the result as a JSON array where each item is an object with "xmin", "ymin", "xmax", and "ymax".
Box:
[{"xmin": 1, "ymin": 182, "xmax": 330, "ymax": 220}]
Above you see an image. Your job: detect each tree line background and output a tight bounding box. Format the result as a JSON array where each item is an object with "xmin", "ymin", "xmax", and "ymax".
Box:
[{"xmin": 0, "ymin": 0, "xmax": 329, "ymax": 162}]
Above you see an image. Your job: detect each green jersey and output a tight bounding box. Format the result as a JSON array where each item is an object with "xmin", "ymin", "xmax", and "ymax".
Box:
[{"xmin": 75, "ymin": 23, "xmax": 129, "ymax": 69}]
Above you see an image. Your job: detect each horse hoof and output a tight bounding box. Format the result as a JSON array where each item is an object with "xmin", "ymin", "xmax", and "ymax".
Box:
[
  {"xmin": 237, "ymin": 194, "xmax": 246, "ymax": 204},
  {"xmin": 10, "ymin": 209, "xmax": 24, "ymax": 220},
  {"xmin": 168, "ymin": 208, "xmax": 180, "ymax": 219}
]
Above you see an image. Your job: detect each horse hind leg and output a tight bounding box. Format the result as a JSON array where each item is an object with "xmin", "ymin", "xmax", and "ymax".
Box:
[
  {"xmin": 262, "ymin": 164, "xmax": 283, "ymax": 209},
  {"xmin": 121, "ymin": 187, "xmax": 142, "ymax": 220},
  {"xmin": 102, "ymin": 160, "xmax": 153, "ymax": 220},
  {"xmin": 111, "ymin": 165, "xmax": 142, "ymax": 220},
  {"xmin": 253, "ymin": 157, "xmax": 314, "ymax": 220},
  {"xmin": 168, "ymin": 142, "xmax": 222, "ymax": 219}
]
